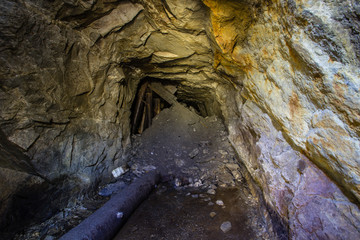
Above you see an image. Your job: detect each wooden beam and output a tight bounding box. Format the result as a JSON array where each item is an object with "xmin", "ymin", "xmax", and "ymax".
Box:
[
  {"xmin": 153, "ymin": 98, "xmax": 161, "ymax": 116},
  {"xmin": 132, "ymin": 82, "xmax": 148, "ymax": 133},
  {"xmin": 149, "ymin": 82, "xmax": 177, "ymax": 105},
  {"xmin": 146, "ymin": 91, "xmax": 153, "ymax": 127},
  {"xmin": 138, "ymin": 105, "xmax": 147, "ymax": 134}
]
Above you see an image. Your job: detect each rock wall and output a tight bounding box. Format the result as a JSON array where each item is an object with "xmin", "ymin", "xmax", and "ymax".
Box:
[
  {"xmin": 0, "ymin": 0, "xmax": 135, "ymax": 230},
  {"xmin": 205, "ymin": 0, "xmax": 360, "ymax": 203},
  {"xmin": 0, "ymin": 0, "xmax": 360, "ymax": 238},
  {"xmin": 204, "ymin": 0, "xmax": 360, "ymax": 238}
]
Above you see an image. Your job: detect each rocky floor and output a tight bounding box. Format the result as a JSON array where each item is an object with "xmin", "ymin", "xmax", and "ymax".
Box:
[
  {"xmin": 12, "ymin": 103, "xmax": 283, "ymax": 239},
  {"xmin": 129, "ymin": 103, "xmax": 243, "ymax": 187},
  {"xmin": 11, "ymin": 195, "xmax": 109, "ymax": 240},
  {"xmin": 114, "ymin": 183, "xmax": 270, "ymax": 240},
  {"xmin": 115, "ymin": 103, "xmax": 277, "ymax": 239}
]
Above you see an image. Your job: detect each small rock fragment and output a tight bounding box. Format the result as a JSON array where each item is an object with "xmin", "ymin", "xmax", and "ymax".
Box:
[
  {"xmin": 98, "ymin": 181, "xmax": 126, "ymax": 197},
  {"xmin": 194, "ymin": 180, "xmax": 202, "ymax": 187},
  {"xmin": 209, "ymin": 184, "xmax": 217, "ymax": 190},
  {"xmin": 207, "ymin": 189, "xmax": 216, "ymax": 195},
  {"xmin": 220, "ymin": 221, "xmax": 232, "ymax": 233},
  {"xmin": 175, "ymin": 159, "xmax": 185, "ymax": 167},
  {"xmin": 209, "ymin": 212, "xmax": 217, "ymax": 218},
  {"xmin": 218, "ymin": 150, "xmax": 228, "ymax": 155},
  {"xmin": 191, "ymin": 194, "xmax": 199, "ymax": 198},
  {"xmin": 189, "ymin": 148, "xmax": 200, "ymax": 158},
  {"xmin": 216, "ymin": 200, "xmax": 224, "ymax": 206},
  {"xmin": 199, "ymin": 141, "xmax": 210, "ymax": 147},
  {"xmin": 174, "ymin": 178, "xmax": 182, "ymax": 187},
  {"xmin": 143, "ymin": 165, "xmax": 156, "ymax": 172}
]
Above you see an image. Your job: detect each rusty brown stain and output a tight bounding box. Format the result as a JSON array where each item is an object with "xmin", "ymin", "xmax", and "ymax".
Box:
[
  {"xmin": 262, "ymin": 48, "xmax": 269, "ymax": 57},
  {"xmin": 332, "ymin": 75, "xmax": 347, "ymax": 103},
  {"xmin": 289, "ymin": 91, "xmax": 300, "ymax": 119},
  {"xmin": 270, "ymin": 66, "xmax": 276, "ymax": 73}
]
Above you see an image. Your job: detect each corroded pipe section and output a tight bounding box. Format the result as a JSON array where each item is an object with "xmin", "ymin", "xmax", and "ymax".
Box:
[{"xmin": 60, "ymin": 171, "xmax": 160, "ymax": 240}]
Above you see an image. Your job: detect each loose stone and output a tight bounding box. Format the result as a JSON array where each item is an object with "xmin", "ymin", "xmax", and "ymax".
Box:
[
  {"xmin": 216, "ymin": 200, "xmax": 224, "ymax": 206},
  {"xmin": 207, "ymin": 189, "xmax": 216, "ymax": 195},
  {"xmin": 189, "ymin": 148, "xmax": 200, "ymax": 158},
  {"xmin": 220, "ymin": 221, "xmax": 232, "ymax": 233}
]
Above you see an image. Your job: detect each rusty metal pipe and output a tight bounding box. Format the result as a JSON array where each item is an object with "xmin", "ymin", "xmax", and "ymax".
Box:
[{"xmin": 60, "ymin": 171, "xmax": 160, "ymax": 240}]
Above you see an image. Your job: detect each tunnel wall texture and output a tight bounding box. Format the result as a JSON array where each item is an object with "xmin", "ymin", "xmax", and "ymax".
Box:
[{"xmin": 0, "ymin": 0, "xmax": 359, "ymax": 238}]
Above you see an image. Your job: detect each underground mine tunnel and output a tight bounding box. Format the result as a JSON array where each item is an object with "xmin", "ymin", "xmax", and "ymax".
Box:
[{"xmin": 1, "ymin": 0, "xmax": 360, "ymax": 239}]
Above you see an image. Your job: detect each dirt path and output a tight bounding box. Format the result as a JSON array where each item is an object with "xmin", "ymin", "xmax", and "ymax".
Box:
[
  {"xmin": 115, "ymin": 104, "xmax": 274, "ymax": 239},
  {"xmin": 115, "ymin": 184, "xmax": 262, "ymax": 240},
  {"xmin": 129, "ymin": 103, "xmax": 243, "ymax": 187}
]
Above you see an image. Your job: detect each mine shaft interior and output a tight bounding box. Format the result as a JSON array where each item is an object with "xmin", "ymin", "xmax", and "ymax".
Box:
[{"xmin": 1, "ymin": 0, "xmax": 360, "ymax": 239}]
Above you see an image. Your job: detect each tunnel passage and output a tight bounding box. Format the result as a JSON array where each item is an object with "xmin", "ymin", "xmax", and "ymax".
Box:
[
  {"xmin": 1, "ymin": 0, "xmax": 360, "ymax": 239},
  {"xmin": 130, "ymin": 77, "xmax": 221, "ymax": 134}
]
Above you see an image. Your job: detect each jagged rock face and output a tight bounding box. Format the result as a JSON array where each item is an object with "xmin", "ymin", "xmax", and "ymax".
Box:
[
  {"xmin": 0, "ymin": 0, "xmax": 360, "ymax": 238},
  {"xmin": 203, "ymin": 0, "xmax": 360, "ymax": 238}
]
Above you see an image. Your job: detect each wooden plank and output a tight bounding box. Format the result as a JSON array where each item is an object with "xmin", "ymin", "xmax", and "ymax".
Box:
[
  {"xmin": 164, "ymin": 85, "xmax": 177, "ymax": 95},
  {"xmin": 149, "ymin": 82, "xmax": 177, "ymax": 105},
  {"xmin": 138, "ymin": 105, "xmax": 147, "ymax": 134},
  {"xmin": 153, "ymin": 98, "xmax": 161, "ymax": 116},
  {"xmin": 132, "ymin": 82, "xmax": 148, "ymax": 133},
  {"xmin": 146, "ymin": 91, "xmax": 153, "ymax": 127}
]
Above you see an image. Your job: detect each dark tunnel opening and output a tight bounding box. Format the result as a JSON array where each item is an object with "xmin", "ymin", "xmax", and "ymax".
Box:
[{"xmin": 130, "ymin": 77, "xmax": 215, "ymax": 135}]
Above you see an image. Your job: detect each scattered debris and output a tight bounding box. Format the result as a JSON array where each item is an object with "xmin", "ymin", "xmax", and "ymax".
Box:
[
  {"xmin": 207, "ymin": 189, "xmax": 216, "ymax": 195},
  {"xmin": 112, "ymin": 167, "xmax": 126, "ymax": 178},
  {"xmin": 209, "ymin": 184, "xmax": 217, "ymax": 190},
  {"xmin": 220, "ymin": 221, "xmax": 232, "ymax": 233},
  {"xmin": 210, "ymin": 212, "xmax": 217, "ymax": 218},
  {"xmin": 98, "ymin": 181, "xmax": 126, "ymax": 197},
  {"xmin": 188, "ymin": 148, "xmax": 200, "ymax": 159},
  {"xmin": 216, "ymin": 200, "xmax": 224, "ymax": 206},
  {"xmin": 174, "ymin": 178, "xmax": 182, "ymax": 187}
]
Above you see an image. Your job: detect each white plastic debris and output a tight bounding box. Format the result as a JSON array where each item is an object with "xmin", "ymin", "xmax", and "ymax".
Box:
[{"xmin": 112, "ymin": 167, "xmax": 125, "ymax": 178}]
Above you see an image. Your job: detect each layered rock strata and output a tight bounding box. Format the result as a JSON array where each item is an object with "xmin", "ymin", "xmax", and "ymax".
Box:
[{"xmin": 0, "ymin": 0, "xmax": 359, "ymax": 238}]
